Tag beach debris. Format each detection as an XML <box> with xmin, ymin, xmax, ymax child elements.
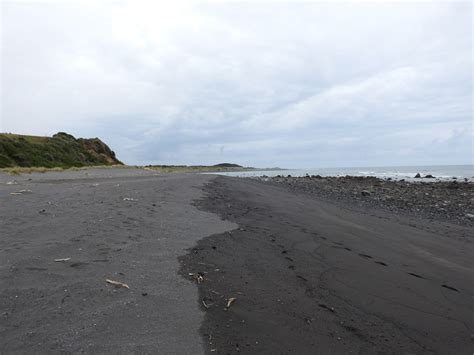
<box><xmin>123</xmin><ymin>197</ymin><xmax>137</xmax><ymax>201</ymax></box>
<box><xmin>189</xmin><ymin>272</ymin><xmax>205</xmax><ymax>283</ymax></box>
<box><xmin>54</xmin><ymin>258</ymin><xmax>71</xmax><ymax>262</ymax></box>
<box><xmin>361</xmin><ymin>190</ymin><xmax>371</xmax><ymax>196</ymax></box>
<box><xmin>226</xmin><ymin>297</ymin><xmax>237</xmax><ymax>309</ymax></box>
<box><xmin>465</xmin><ymin>213</ymin><xmax>474</xmax><ymax>219</ymax></box>
<box><xmin>6</xmin><ymin>181</ymin><xmax>18</xmax><ymax>185</ymax></box>
<box><xmin>106</xmin><ymin>279</ymin><xmax>130</xmax><ymax>289</ymax></box>
<box><xmin>202</xmin><ymin>298</ymin><xmax>212</xmax><ymax>309</ymax></box>
<box><xmin>10</xmin><ymin>189</ymin><xmax>33</xmax><ymax>195</ymax></box>
<box><xmin>39</xmin><ymin>209</ymin><xmax>46</xmax><ymax>214</ymax></box>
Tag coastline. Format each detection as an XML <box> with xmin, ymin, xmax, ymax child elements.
<box><xmin>180</xmin><ymin>175</ymin><xmax>473</xmax><ymax>354</ymax></box>
<box><xmin>212</xmin><ymin>164</ymin><xmax>474</xmax><ymax>182</ymax></box>
<box><xmin>258</xmin><ymin>175</ymin><xmax>474</xmax><ymax>228</ymax></box>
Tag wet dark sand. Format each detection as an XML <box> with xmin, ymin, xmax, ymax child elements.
<box><xmin>180</xmin><ymin>176</ymin><xmax>473</xmax><ymax>354</ymax></box>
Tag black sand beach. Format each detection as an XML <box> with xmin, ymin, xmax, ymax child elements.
<box><xmin>181</xmin><ymin>176</ymin><xmax>473</xmax><ymax>354</ymax></box>
<box><xmin>0</xmin><ymin>169</ymin><xmax>236</xmax><ymax>353</ymax></box>
<box><xmin>1</xmin><ymin>169</ymin><xmax>473</xmax><ymax>353</ymax></box>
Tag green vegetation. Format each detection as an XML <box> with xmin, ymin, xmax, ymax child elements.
<box><xmin>0</xmin><ymin>132</ymin><xmax>255</xmax><ymax>175</ymax></box>
<box><xmin>0</xmin><ymin>132</ymin><xmax>122</xmax><ymax>169</ymax></box>
<box><xmin>1</xmin><ymin>164</ymin><xmax>128</xmax><ymax>175</ymax></box>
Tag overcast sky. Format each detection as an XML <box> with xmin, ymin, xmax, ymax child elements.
<box><xmin>1</xmin><ymin>1</ymin><xmax>472</xmax><ymax>167</ymax></box>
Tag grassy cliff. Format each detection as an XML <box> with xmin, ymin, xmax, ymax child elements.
<box><xmin>0</xmin><ymin>132</ymin><xmax>122</xmax><ymax>168</ymax></box>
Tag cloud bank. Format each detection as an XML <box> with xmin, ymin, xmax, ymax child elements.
<box><xmin>1</xmin><ymin>1</ymin><xmax>472</xmax><ymax>167</ymax></box>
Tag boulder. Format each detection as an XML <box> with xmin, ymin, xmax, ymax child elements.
<box><xmin>414</xmin><ymin>173</ymin><xmax>421</xmax><ymax>178</ymax></box>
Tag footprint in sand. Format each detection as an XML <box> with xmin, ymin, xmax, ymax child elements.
<box><xmin>25</xmin><ymin>267</ymin><xmax>47</xmax><ymax>271</ymax></box>
<box><xmin>441</xmin><ymin>284</ymin><xmax>459</xmax><ymax>292</ymax></box>
<box><xmin>305</xmin><ymin>288</ymin><xmax>316</xmax><ymax>297</ymax></box>
<box><xmin>70</xmin><ymin>261</ymin><xmax>88</xmax><ymax>268</ymax></box>
<box><xmin>331</xmin><ymin>245</ymin><xmax>351</xmax><ymax>251</ymax></box>
<box><xmin>408</xmin><ymin>272</ymin><xmax>426</xmax><ymax>279</ymax></box>
<box><xmin>98</xmin><ymin>247</ymin><xmax>111</xmax><ymax>255</ymax></box>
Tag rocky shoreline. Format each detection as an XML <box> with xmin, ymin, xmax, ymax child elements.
<box><xmin>256</xmin><ymin>175</ymin><xmax>474</xmax><ymax>227</ymax></box>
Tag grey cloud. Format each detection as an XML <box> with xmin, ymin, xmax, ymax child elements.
<box><xmin>1</xmin><ymin>1</ymin><xmax>472</xmax><ymax>168</ymax></box>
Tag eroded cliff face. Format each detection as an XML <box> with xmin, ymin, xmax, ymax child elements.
<box><xmin>77</xmin><ymin>137</ymin><xmax>120</xmax><ymax>165</ymax></box>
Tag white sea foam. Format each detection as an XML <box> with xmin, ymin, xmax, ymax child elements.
<box><xmin>209</xmin><ymin>165</ymin><xmax>474</xmax><ymax>182</ymax></box>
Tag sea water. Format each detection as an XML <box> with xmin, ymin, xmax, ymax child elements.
<box><xmin>211</xmin><ymin>165</ymin><xmax>474</xmax><ymax>181</ymax></box>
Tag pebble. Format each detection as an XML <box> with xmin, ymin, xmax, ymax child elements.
<box><xmin>257</xmin><ymin>176</ymin><xmax>473</xmax><ymax>225</ymax></box>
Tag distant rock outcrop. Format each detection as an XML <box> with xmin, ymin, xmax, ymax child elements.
<box><xmin>0</xmin><ymin>132</ymin><xmax>122</xmax><ymax>168</ymax></box>
<box><xmin>213</xmin><ymin>163</ymin><xmax>242</xmax><ymax>168</ymax></box>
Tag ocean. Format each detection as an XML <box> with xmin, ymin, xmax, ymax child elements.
<box><xmin>211</xmin><ymin>165</ymin><xmax>474</xmax><ymax>182</ymax></box>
